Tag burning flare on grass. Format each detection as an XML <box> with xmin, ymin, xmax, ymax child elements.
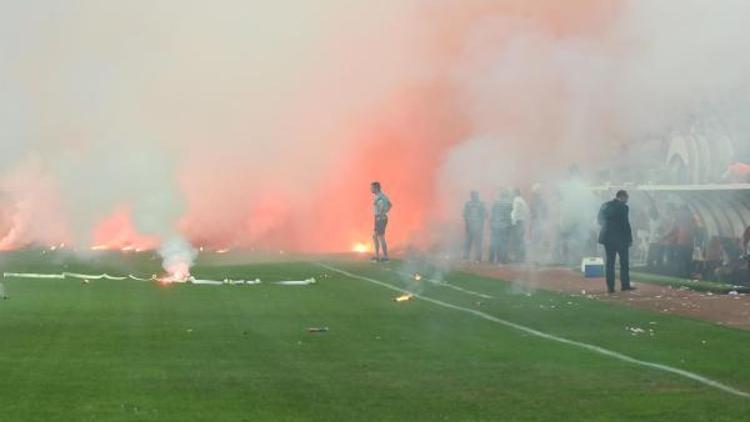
<box><xmin>158</xmin><ymin>236</ymin><xmax>198</xmax><ymax>283</ymax></box>
<box><xmin>352</xmin><ymin>242</ymin><xmax>370</xmax><ymax>254</ymax></box>
<box><xmin>395</xmin><ymin>294</ymin><xmax>414</xmax><ymax>303</ymax></box>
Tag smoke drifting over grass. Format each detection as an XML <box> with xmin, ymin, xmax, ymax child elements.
<box><xmin>1</xmin><ymin>1</ymin><xmax>750</xmax><ymax>264</ymax></box>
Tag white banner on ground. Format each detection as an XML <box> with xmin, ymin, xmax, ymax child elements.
<box><xmin>3</xmin><ymin>272</ymin><xmax>316</xmax><ymax>287</ymax></box>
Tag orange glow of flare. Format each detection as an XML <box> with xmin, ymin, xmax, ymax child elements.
<box><xmin>157</xmin><ymin>278</ymin><xmax>173</xmax><ymax>286</ymax></box>
<box><xmin>352</xmin><ymin>242</ymin><xmax>370</xmax><ymax>254</ymax></box>
<box><xmin>156</xmin><ymin>272</ymin><xmax>190</xmax><ymax>285</ymax></box>
<box><xmin>395</xmin><ymin>294</ymin><xmax>414</xmax><ymax>303</ymax></box>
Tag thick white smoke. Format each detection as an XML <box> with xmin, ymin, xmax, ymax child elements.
<box><xmin>1</xmin><ymin>1</ymin><xmax>749</xmax><ymax>264</ymax></box>
<box><xmin>436</xmin><ymin>0</ymin><xmax>750</xmax><ymax>253</ymax></box>
<box><xmin>0</xmin><ymin>1</ymin><xmax>436</xmax><ymax>264</ymax></box>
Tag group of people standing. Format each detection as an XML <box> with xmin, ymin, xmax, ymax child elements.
<box><xmin>645</xmin><ymin>204</ymin><xmax>697</xmax><ymax>278</ymax></box>
<box><xmin>646</xmin><ymin>203</ymin><xmax>750</xmax><ymax>281</ymax></box>
<box><xmin>371</xmin><ymin>180</ymin><xmax>664</xmax><ymax>293</ymax></box>
<box><xmin>463</xmin><ymin>187</ymin><xmax>635</xmax><ymax>294</ymax></box>
<box><xmin>463</xmin><ymin>189</ymin><xmax>530</xmax><ymax>264</ymax></box>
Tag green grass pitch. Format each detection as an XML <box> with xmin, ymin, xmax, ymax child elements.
<box><xmin>1</xmin><ymin>250</ymin><xmax>750</xmax><ymax>421</ymax></box>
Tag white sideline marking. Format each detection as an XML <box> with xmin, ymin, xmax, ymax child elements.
<box><xmin>318</xmin><ymin>263</ymin><xmax>750</xmax><ymax>399</ymax></box>
<box><xmin>385</xmin><ymin>268</ymin><xmax>493</xmax><ymax>299</ymax></box>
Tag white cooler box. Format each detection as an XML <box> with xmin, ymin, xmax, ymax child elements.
<box><xmin>581</xmin><ymin>257</ymin><xmax>605</xmax><ymax>278</ymax></box>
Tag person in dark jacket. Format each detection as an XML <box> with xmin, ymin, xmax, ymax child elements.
<box><xmin>597</xmin><ymin>190</ymin><xmax>634</xmax><ymax>293</ymax></box>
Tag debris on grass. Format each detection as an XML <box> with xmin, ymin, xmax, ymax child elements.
<box><xmin>395</xmin><ymin>294</ymin><xmax>414</xmax><ymax>303</ymax></box>
<box><xmin>307</xmin><ymin>327</ymin><xmax>329</xmax><ymax>333</ymax></box>
<box><xmin>626</xmin><ymin>326</ymin><xmax>646</xmax><ymax>336</ymax></box>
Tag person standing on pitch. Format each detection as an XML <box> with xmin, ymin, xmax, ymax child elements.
<box><xmin>371</xmin><ymin>181</ymin><xmax>392</xmax><ymax>263</ymax></box>
<box><xmin>510</xmin><ymin>188</ymin><xmax>530</xmax><ymax>263</ymax></box>
<box><xmin>597</xmin><ymin>190</ymin><xmax>634</xmax><ymax>293</ymax></box>
<box><xmin>489</xmin><ymin>189</ymin><xmax>513</xmax><ymax>264</ymax></box>
<box><xmin>0</xmin><ymin>281</ymin><xmax>7</xmax><ymax>300</ymax></box>
<box><xmin>463</xmin><ymin>191</ymin><xmax>487</xmax><ymax>262</ymax></box>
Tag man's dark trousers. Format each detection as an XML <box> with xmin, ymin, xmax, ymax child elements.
<box><xmin>604</xmin><ymin>242</ymin><xmax>631</xmax><ymax>292</ymax></box>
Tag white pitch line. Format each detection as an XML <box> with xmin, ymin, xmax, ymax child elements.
<box><xmin>317</xmin><ymin>263</ymin><xmax>750</xmax><ymax>400</ymax></box>
<box><xmin>385</xmin><ymin>268</ymin><xmax>493</xmax><ymax>299</ymax></box>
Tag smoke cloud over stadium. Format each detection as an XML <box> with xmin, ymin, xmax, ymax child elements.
<box><xmin>1</xmin><ymin>0</ymin><xmax>750</xmax><ymax>261</ymax></box>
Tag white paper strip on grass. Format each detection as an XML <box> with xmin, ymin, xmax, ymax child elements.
<box><xmin>63</xmin><ymin>272</ymin><xmax>105</xmax><ymax>280</ymax></box>
<box><xmin>190</xmin><ymin>279</ymin><xmax>224</xmax><ymax>285</ymax></box>
<box><xmin>318</xmin><ymin>263</ymin><xmax>750</xmax><ymax>400</ymax></box>
<box><xmin>222</xmin><ymin>279</ymin><xmax>262</xmax><ymax>285</ymax></box>
<box><xmin>5</xmin><ymin>272</ymin><xmax>147</xmax><ymax>281</ymax></box>
<box><xmin>3</xmin><ymin>272</ymin><xmax>65</xmax><ymax>279</ymax></box>
<box><xmin>274</xmin><ymin>278</ymin><xmax>316</xmax><ymax>286</ymax></box>
<box><xmin>3</xmin><ymin>272</ymin><xmax>312</xmax><ymax>287</ymax></box>
<box><xmin>63</xmin><ymin>272</ymin><xmax>100</xmax><ymax>279</ymax></box>
<box><xmin>63</xmin><ymin>273</ymin><xmax>127</xmax><ymax>281</ymax></box>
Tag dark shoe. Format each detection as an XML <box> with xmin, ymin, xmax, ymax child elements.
<box><xmin>607</xmin><ymin>289</ymin><xmax>616</xmax><ymax>294</ymax></box>
<box><xmin>621</xmin><ymin>286</ymin><xmax>637</xmax><ymax>292</ymax></box>
<box><xmin>380</xmin><ymin>257</ymin><xmax>390</xmax><ymax>263</ymax></box>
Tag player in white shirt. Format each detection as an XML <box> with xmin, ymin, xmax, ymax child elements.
<box><xmin>511</xmin><ymin>188</ymin><xmax>530</xmax><ymax>263</ymax></box>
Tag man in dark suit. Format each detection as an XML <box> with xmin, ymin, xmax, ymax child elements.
<box><xmin>597</xmin><ymin>190</ymin><xmax>634</xmax><ymax>293</ymax></box>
